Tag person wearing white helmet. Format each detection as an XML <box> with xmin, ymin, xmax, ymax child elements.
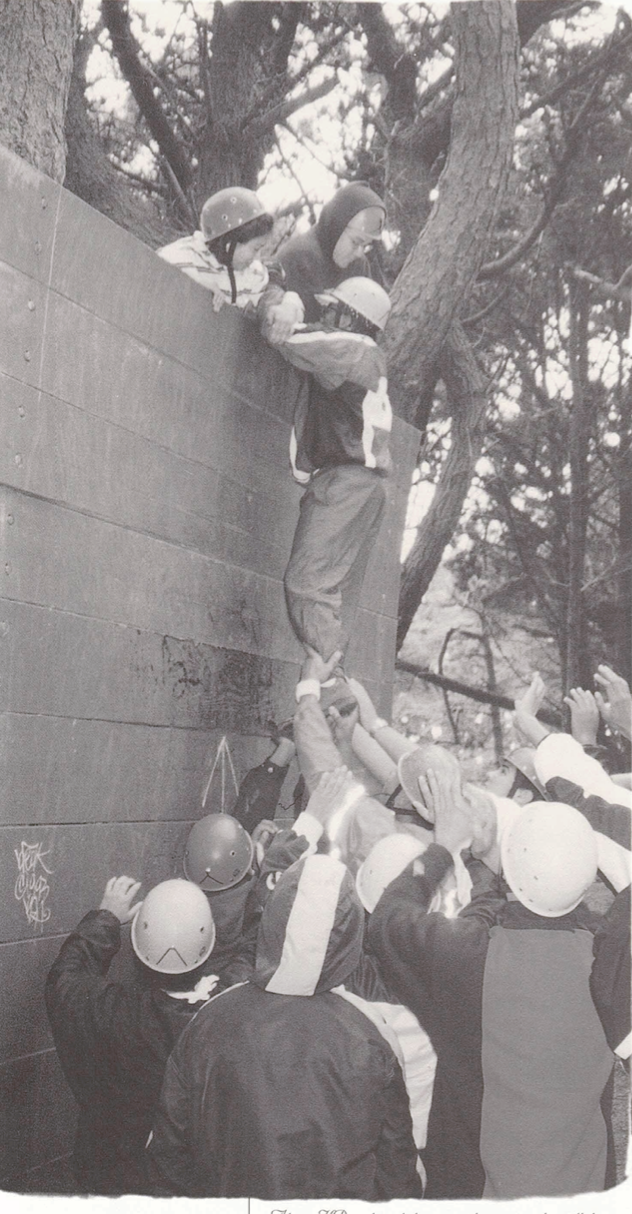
<box><xmin>45</xmin><ymin>875</ymin><xmax>216</xmax><ymax>1195</ymax></box>
<box><xmin>368</xmin><ymin>762</ymin><xmax>622</xmax><ymax>1201</ymax></box>
<box><xmin>268</xmin><ymin>270</ymin><xmax>393</xmax><ymax>660</ymax></box>
<box><xmin>157</xmin><ymin>186</ymin><xmax>304</xmax><ymax>327</ymax></box>
<box><xmin>148</xmin><ymin>849</ymin><xmax>421</xmax><ymax>1200</ymax></box>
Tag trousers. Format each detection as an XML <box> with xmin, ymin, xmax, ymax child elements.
<box><xmin>284</xmin><ymin>464</ymin><xmax>387</xmax><ymax>660</ymax></box>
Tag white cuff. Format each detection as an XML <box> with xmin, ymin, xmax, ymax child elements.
<box><xmin>369</xmin><ymin>717</ymin><xmax>389</xmax><ymax>736</ymax></box>
<box><xmin>295</xmin><ymin>678</ymin><xmax>321</xmax><ymax>702</ymax></box>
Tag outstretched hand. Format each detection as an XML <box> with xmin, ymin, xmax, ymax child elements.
<box><xmin>514</xmin><ymin>672</ymin><xmax>546</xmax><ymax>719</ymax></box>
<box><xmin>99</xmin><ymin>876</ymin><xmax>143</xmax><ymax>923</ymax></box>
<box><xmin>563</xmin><ymin>686</ymin><xmax>600</xmax><ymax>746</ymax></box>
<box><xmin>306</xmin><ymin>766</ymin><xmax>362</xmax><ymax>828</ymax></box>
<box><xmin>301</xmin><ymin>647</ymin><xmax>343</xmax><ymax>685</ymax></box>
<box><xmin>419</xmin><ymin>767</ymin><xmax>472</xmax><ymax>855</ymax></box>
<box><xmin>344</xmin><ymin>677</ymin><xmax>378</xmax><ymax>732</ymax></box>
<box><xmin>594</xmin><ymin>665</ymin><xmax>632</xmax><ymax>740</ymax></box>
<box><xmin>514</xmin><ymin>672</ymin><xmax>549</xmax><ymax>745</ymax></box>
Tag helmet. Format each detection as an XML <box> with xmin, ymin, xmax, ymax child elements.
<box><xmin>131</xmin><ymin>879</ymin><xmax>215</xmax><ymax>974</ymax></box>
<box><xmin>315</xmin><ymin>277</ymin><xmax>391</xmax><ymax>331</ymax></box>
<box><xmin>200</xmin><ymin>188</ymin><xmax>267</xmax><ymax>242</ymax></box>
<box><xmin>183</xmin><ymin>813</ymin><xmax>254</xmax><ymax>891</ymax></box>
<box><xmin>356</xmin><ymin>833</ymin><xmax>427</xmax><ymax>912</ymax></box>
<box><xmin>501</xmin><ymin>801</ymin><xmax>597</xmax><ymax>917</ymax></box>
<box><xmin>506</xmin><ymin>747</ymin><xmax>548</xmax><ymax>798</ymax></box>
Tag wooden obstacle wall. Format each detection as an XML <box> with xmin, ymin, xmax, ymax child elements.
<box><xmin>0</xmin><ymin>144</ymin><xmax>419</xmax><ymax>1191</ymax></box>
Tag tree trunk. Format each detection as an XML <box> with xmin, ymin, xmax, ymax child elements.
<box><xmin>565</xmin><ymin>279</ymin><xmax>592</xmax><ymax>692</ymax></box>
<box><xmin>384</xmin><ymin>0</ymin><xmax>519</xmax><ymax>428</ymax></box>
<box><xmin>397</xmin><ymin>321</ymin><xmax>488</xmax><ymax>649</ymax></box>
<box><xmin>64</xmin><ymin>30</ymin><xmax>175</xmax><ymax>247</ymax></box>
<box><xmin>615</xmin><ymin>384</ymin><xmax>632</xmax><ymax>682</ymax></box>
<box><xmin>0</xmin><ymin>0</ymin><xmax>80</xmax><ymax>182</ymax></box>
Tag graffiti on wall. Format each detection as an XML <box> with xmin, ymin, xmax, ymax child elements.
<box><xmin>14</xmin><ymin>841</ymin><xmax>53</xmax><ymax>930</ymax></box>
<box><xmin>201</xmin><ymin>735</ymin><xmax>239</xmax><ymax>813</ymax></box>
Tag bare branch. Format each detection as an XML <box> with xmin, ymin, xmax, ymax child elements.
<box><xmin>521</xmin><ymin>28</ymin><xmax>632</xmax><ymax>119</ymax></box>
<box><xmin>395</xmin><ymin>658</ymin><xmax>561</xmax><ymax>725</ymax></box>
<box><xmin>566</xmin><ymin>264</ymin><xmax>632</xmax><ymax>305</ymax></box>
<box><xmin>479</xmin><ymin>69</ymin><xmax>605</xmax><ymax>281</ymax></box>
<box><xmin>245</xmin><ymin>75</ymin><xmax>338</xmax><ymax>136</ymax></box>
<box><xmin>101</xmin><ymin>0</ymin><xmax>192</xmax><ymax>190</ymax></box>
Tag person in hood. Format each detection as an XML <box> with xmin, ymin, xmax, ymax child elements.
<box><xmin>262</xmin><ymin>180</ymin><xmax>386</xmax><ymax>342</ymax></box>
<box><xmin>146</xmin><ymin>852</ymin><xmax>421</xmax><ymax>1200</ymax></box>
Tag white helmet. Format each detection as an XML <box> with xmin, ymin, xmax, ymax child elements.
<box><xmin>315</xmin><ymin>277</ymin><xmax>391</xmax><ymax>331</ymax></box>
<box><xmin>356</xmin><ymin>833</ymin><xmax>427</xmax><ymax>912</ymax></box>
<box><xmin>131</xmin><ymin>879</ymin><xmax>216</xmax><ymax>974</ymax></box>
<box><xmin>501</xmin><ymin>802</ymin><xmax>597</xmax><ymax>917</ymax></box>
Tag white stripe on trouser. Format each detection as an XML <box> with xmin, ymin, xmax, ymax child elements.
<box><xmin>265</xmin><ymin>855</ymin><xmax>346</xmax><ymax>995</ymax></box>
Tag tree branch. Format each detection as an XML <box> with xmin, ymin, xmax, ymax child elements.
<box><xmin>520</xmin><ymin>27</ymin><xmax>632</xmax><ymax>120</ymax></box>
<box><xmin>101</xmin><ymin>0</ymin><xmax>192</xmax><ymax>190</ymax></box>
<box><xmin>566</xmin><ymin>264</ymin><xmax>632</xmax><ymax>305</ymax></box>
<box><xmin>395</xmin><ymin>658</ymin><xmax>561</xmax><ymax>725</ymax></box>
<box><xmin>478</xmin><ymin>67</ymin><xmax>605</xmax><ymax>281</ymax></box>
<box><xmin>245</xmin><ymin>74</ymin><xmax>337</xmax><ymax>136</ymax></box>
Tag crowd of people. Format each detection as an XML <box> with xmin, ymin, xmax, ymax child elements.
<box><xmin>45</xmin><ymin>184</ymin><xmax>631</xmax><ymax>1200</ymax></box>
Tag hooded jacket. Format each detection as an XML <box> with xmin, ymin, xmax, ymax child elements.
<box><xmin>267</xmin><ymin>182</ymin><xmax>386</xmax><ymax>323</ymax></box>
<box><xmin>147</xmin><ymin>853</ymin><xmax>421</xmax><ymax>1200</ymax></box>
<box><xmin>45</xmin><ymin>909</ymin><xmax>213</xmax><ymax>1195</ymax></box>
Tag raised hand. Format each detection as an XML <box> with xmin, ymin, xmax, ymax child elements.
<box><xmin>344</xmin><ymin>677</ymin><xmax>378</xmax><ymax>732</ymax></box>
<box><xmin>99</xmin><ymin>876</ymin><xmax>143</xmax><ymax>923</ymax></box>
<box><xmin>300</xmin><ymin>646</ymin><xmax>343</xmax><ymax>685</ymax></box>
<box><xmin>419</xmin><ymin>767</ymin><xmax>472</xmax><ymax>855</ymax></box>
<box><xmin>594</xmin><ymin>665</ymin><xmax>632</xmax><ymax>740</ymax></box>
<box><xmin>306</xmin><ymin>766</ymin><xmax>362</xmax><ymax>828</ymax></box>
<box><xmin>563</xmin><ymin>687</ymin><xmax>600</xmax><ymax>746</ymax></box>
<box><xmin>514</xmin><ymin>672</ymin><xmax>546</xmax><ymax>719</ymax></box>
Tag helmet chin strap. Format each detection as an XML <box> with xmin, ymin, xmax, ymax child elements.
<box><xmin>226</xmin><ymin>236</ymin><xmax>238</xmax><ymax>304</ymax></box>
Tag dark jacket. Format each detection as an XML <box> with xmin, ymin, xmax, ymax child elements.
<box><xmin>278</xmin><ymin>326</ymin><xmax>391</xmax><ymax>482</ymax></box>
<box><xmin>533</xmin><ymin>735</ymin><xmax>631</xmax><ymax>1057</ymax></box>
<box><xmin>268</xmin><ymin>182</ymin><xmax>385</xmax><ymax>322</ymax></box>
<box><xmin>45</xmin><ymin>909</ymin><xmax>211</xmax><ymax>1194</ymax></box>
<box><xmin>368</xmin><ymin>845</ymin><xmax>614</xmax><ymax>1200</ymax></box>
<box><xmin>147</xmin><ymin>853</ymin><xmax>421</xmax><ymax>1200</ymax></box>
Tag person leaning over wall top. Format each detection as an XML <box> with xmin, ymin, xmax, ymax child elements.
<box><xmin>157</xmin><ymin>185</ymin><xmax>304</xmax><ymax>328</ymax></box>
<box><xmin>45</xmin><ymin>876</ymin><xmax>217</xmax><ymax>1195</ymax></box>
<box><xmin>261</xmin><ymin>180</ymin><xmax>386</xmax><ymax>343</ymax></box>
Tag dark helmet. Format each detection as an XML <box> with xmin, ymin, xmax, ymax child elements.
<box><xmin>184</xmin><ymin>813</ymin><xmax>254</xmax><ymax>892</ymax></box>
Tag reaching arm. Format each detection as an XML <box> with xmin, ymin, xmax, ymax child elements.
<box><xmin>534</xmin><ymin>732</ymin><xmax>632</xmax><ymax>812</ymax></box>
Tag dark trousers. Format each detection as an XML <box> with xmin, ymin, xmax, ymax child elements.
<box><xmin>284</xmin><ymin>464</ymin><xmax>386</xmax><ymax>659</ymax></box>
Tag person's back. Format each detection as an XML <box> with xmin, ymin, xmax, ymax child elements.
<box><xmin>45</xmin><ymin>877</ymin><xmax>217</xmax><ymax>1195</ymax></box>
<box><xmin>369</xmin><ymin>800</ymin><xmax>616</xmax><ymax>1199</ymax></box>
<box><xmin>148</xmin><ymin>853</ymin><xmax>421</xmax><ymax>1200</ymax></box>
